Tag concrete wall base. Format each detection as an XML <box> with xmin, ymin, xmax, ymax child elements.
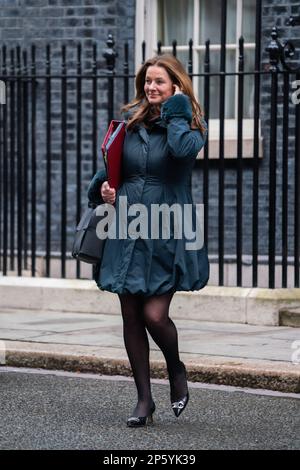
<box><xmin>1</xmin><ymin>276</ymin><xmax>300</xmax><ymax>325</ymax></box>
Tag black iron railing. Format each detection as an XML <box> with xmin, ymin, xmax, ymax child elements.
<box><xmin>0</xmin><ymin>4</ymin><xmax>300</xmax><ymax>288</ymax></box>
<box><xmin>0</xmin><ymin>35</ymin><xmax>135</xmax><ymax>280</ymax></box>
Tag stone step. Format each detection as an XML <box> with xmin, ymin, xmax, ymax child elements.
<box><xmin>1</xmin><ymin>276</ymin><xmax>300</xmax><ymax>326</ymax></box>
<box><xmin>279</xmin><ymin>306</ymin><xmax>300</xmax><ymax>327</ymax></box>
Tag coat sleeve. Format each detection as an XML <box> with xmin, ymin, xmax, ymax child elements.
<box><xmin>161</xmin><ymin>94</ymin><xmax>207</xmax><ymax>159</ymax></box>
<box><xmin>87</xmin><ymin>168</ymin><xmax>107</xmax><ymax>206</ymax></box>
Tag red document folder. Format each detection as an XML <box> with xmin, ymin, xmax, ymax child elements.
<box><xmin>101</xmin><ymin>120</ymin><xmax>126</xmax><ymax>191</ymax></box>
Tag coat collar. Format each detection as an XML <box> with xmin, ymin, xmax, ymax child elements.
<box><xmin>135</xmin><ymin>118</ymin><xmax>167</xmax><ymax>144</ymax></box>
<box><xmin>123</xmin><ymin>107</ymin><xmax>167</xmax><ymax>144</ymax></box>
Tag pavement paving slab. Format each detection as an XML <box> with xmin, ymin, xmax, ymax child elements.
<box><xmin>0</xmin><ymin>308</ymin><xmax>300</xmax><ymax>393</ymax></box>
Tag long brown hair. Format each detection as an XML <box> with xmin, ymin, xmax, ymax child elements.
<box><xmin>121</xmin><ymin>54</ymin><xmax>206</xmax><ymax>134</ymax></box>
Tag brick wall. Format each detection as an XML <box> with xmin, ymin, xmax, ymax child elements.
<box><xmin>259</xmin><ymin>0</ymin><xmax>299</xmax><ymax>259</ymax></box>
<box><xmin>0</xmin><ymin>0</ymin><xmax>135</xmax><ymax>52</ymax></box>
<box><xmin>0</xmin><ymin>0</ymin><xmax>136</xmax><ymax>257</ymax></box>
<box><xmin>192</xmin><ymin>0</ymin><xmax>300</xmax><ymax>265</ymax></box>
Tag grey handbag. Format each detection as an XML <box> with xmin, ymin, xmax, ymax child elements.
<box><xmin>72</xmin><ymin>203</ymin><xmax>106</xmax><ymax>264</ymax></box>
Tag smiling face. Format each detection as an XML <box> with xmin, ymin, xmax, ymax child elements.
<box><xmin>144</xmin><ymin>65</ymin><xmax>174</xmax><ymax>105</ymax></box>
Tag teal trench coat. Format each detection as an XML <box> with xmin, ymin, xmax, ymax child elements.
<box><xmin>87</xmin><ymin>94</ymin><xmax>209</xmax><ymax>296</ymax></box>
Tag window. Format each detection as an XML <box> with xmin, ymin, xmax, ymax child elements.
<box><xmin>135</xmin><ymin>0</ymin><xmax>262</xmax><ymax>158</ymax></box>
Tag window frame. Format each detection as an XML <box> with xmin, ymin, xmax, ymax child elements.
<box><xmin>135</xmin><ymin>0</ymin><xmax>262</xmax><ymax>159</ymax></box>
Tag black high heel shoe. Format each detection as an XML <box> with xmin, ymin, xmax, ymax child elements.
<box><xmin>126</xmin><ymin>402</ymin><xmax>156</xmax><ymax>427</ymax></box>
<box><xmin>171</xmin><ymin>392</ymin><xmax>189</xmax><ymax>417</ymax></box>
<box><xmin>170</xmin><ymin>362</ymin><xmax>189</xmax><ymax>418</ymax></box>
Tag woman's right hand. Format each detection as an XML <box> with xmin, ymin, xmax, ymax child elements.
<box><xmin>100</xmin><ymin>181</ymin><xmax>116</xmax><ymax>204</ymax></box>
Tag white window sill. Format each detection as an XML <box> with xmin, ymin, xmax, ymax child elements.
<box><xmin>197</xmin><ymin>119</ymin><xmax>263</xmax><ymax>159</ymax></box>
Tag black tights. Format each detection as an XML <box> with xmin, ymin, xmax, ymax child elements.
<box><xmin>118</xmin><ymin>291</ymin><xmax>187</xmax><ymax>417</ymax></box>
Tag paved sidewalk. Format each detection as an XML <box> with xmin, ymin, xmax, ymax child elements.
<box><xmin>0</xmin><ymin>308</ymin><xmax>299</xmax><ymax>393</ymax></box>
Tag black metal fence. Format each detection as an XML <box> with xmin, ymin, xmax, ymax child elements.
<box><xmin>0</xmin><ymin>35</ymin><xmax>136</xmax><ymax>281</ymax></box>
<box><xmin>0</xmin><ymin>17</ymin><xmax>300</xmax><ymax>288</ymax></box>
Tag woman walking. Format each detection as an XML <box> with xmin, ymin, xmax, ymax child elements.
<box><xmin>87</xmin><ymin>54</ymin><xmax>209</xmax><ymax>427</ymax></box>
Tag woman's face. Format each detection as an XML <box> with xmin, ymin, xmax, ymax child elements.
<box><xmin>144</xmin><ymin>65</ymin><xmax>174</xmax><ymax>105</ymax></box>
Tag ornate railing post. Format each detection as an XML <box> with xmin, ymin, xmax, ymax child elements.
<box><xmin>103</xmin><ymin>34</ymin><xmax>118</xmax><ymax>124</ymax></box>
<box><xmin>287</xmin><ymin>16</ymin><xmax>300</xmax><ymax>27</ymax></box>
<box><xmin>265</xmin><ymin>21</ymin><xmax>300</xmax><ymax>287</ymax></box>
<box><xmin>266</xmin><ymin>25</ymin><xmax>300</xmax><ymax>73</ymax></box>
<box><xmin>265</xmin><ymin>27</ymin><xmax>282</xmax><ymax>71</ymax></box>
<box><xmin>265</xmin><ymin>27</ymin><xmax>280</xmax><ymax>287</ymax></box>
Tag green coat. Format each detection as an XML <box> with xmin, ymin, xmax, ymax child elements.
<box><xmin>87</xmin><ymin>94</ymin><xmax>209</xmax><ymax>296</ymax></box>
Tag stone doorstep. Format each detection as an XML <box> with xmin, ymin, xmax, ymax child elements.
<box><xmin>1</xmin><ymin>277</ymin><xmax>300</xmax><ymax>326</ymax></box>
<box><xmin>279</xmin><ymin>307</ymin><xmax>300</xmax><ymax>328</ymax></box>
<box><xmin>3</xmin><ymin>341</ymin><xmax>300</xmax><ymax>394</ymax></box>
